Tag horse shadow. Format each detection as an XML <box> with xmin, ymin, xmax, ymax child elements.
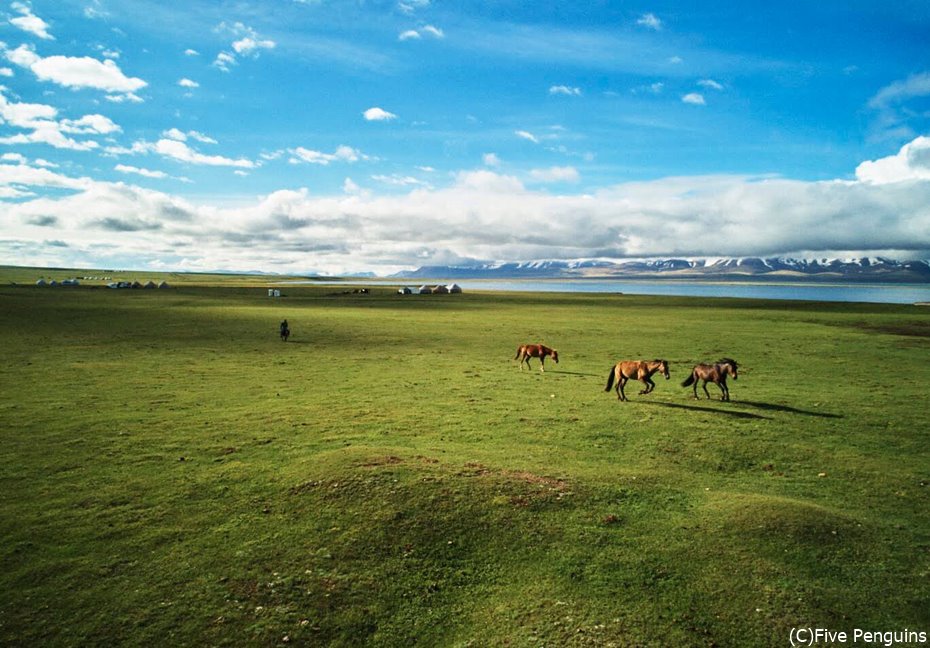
<box><xmin>552</xmin><ymin>370</ymin><xmax>602</xmax><ymax>378</ymax></box>
<box><xmin>738</xmin><ymin>400</ymin><xmax>843</xmax><ymax>419</ymax></box>
<box><xmin>640</xmin><ymin>401</ymin><xmax>771</xmax><ymax>420</ymax></box>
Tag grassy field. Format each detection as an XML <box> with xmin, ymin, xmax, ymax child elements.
<box><xmin>1</xmin><ymin>271</ymin><xmax>928</xmax><ymax>646</ymax></box>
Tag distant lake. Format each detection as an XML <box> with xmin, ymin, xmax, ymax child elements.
<box><xmin>452</xmin><ymin>280</ymin><xmax>930</xmax><ymax>304</ymax></box>
<box><xmin>300</xmin><ymin>278</ymin><xmax>930</xmax><ymax>304</ymax></box>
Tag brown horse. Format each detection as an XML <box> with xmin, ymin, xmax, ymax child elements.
<box><xmin>514</xmin><ymin>344</ymin><xmax>559</xmax><ymax>372</ymax></box>
<box><xmin>605</xmin><ymin>359</ymin><xmax>670</xmax><ymax>401</ymax></box>
<box><xmin>682</xmin><ymin>358</ymin><xmax>738</xmax><ymax>401</ymax></box>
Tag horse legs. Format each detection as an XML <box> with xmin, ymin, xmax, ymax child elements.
<box><xmin>617</xmin><ymin>376</ymin><xmax>628</xmax><ymax>401</ymax></box>
<box><xmin>718</xmin><ymin>379</ymin><xmax>729</xmax><ymax>401</ymax></box>
<box><xmin>640</xmin><ymin>377</ymin><xmax>655</xmax><ymax>395</ymax></box>
<box><xmin>701</xmin><ymin>380</ymin><xmax>711</xmax><ymax>400</ymax></box>
<box><xmin>539</xmin><ymin>357</ymin><xmax>545</xmax><ymax>372</ymax></box>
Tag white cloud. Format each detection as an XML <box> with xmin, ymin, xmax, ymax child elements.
<box><xmin>290</xmin><ymin>145</ymin><xmax>367</xmax><ymax>165</ymax></box>
<box><xmin>698</xmin><ymin>79</ymin><xmax>724</xmax><ymax>91</ymax></box>
<box><xmin>867</xmin><ymin>71</ymin><xmax>930</xmax><ymax>141</ymax></box>
<box><xmin>515</xmin><ymin>130</ymin><xmax>540</xmax><ymax>144</ymax></box>
<box><xmin>637</xmin><ymin>13</ymin><xmax>662</xmax><ymax>30</ymax></box>
<box><xmin>0</xmin><ymin>67</ymin><xmax>12</xmax><ymax>77</ymax></box>
<box><xmin>549</xmin><ymin>85</ymin><xmax>581</xmax><ymax>96</ymax></box>
<box><xmin>212</xmin><ymin>22</ymin><xmax>275</xmax><ymax>72</ymax></box>
<box><xmin>0</xmin><ymin>88</ymin><xmax>114</xmax><ymax>149</ymax></box>
<box><xmin>9</xmin><ymin>2</ymin><xmax>54</xmax><ymax>40</ymax></box>
<box><xmin>5</xmin><ymin>138</ymin><xmax>930</xmax><ymax>275</ymax></box>
<box><xmin>232</xmin><ymin>36</ymin><xmax>276</xmax><ymax>55</ymax></box>
<box><xmin>178</xmin><ymin>78</ymin><xmax>199</xmax><ymax>88</ymax></box>
<box><xmin>59</xmin><ymin>114</ymin><xmax>120</xmax><ymax>134</ymax></box>
<box><xmin>154</xmin><ymin>139</ymin><xmax>254</xmax><ymax>168</ymax></box>
<box><xmin>363</xmin><ymin>107</ymin><xmax>397</xmax><ymax>121</ymax></box>
<box><xmin>855</xmin><ymin>136</ymin><xmax>930</xmax><ymax>184</ymax></box>
<box><xmin>399</xmin><ymin>25</ymin><xmax>443</xmax><ymax>41</ymax></box>
<box><xmin>115</xmin><ymin>164</ymin><xmax>168</xmax><ymax>179</ymax></box>
<box><xmin>162</xmin><ymin>128</ymin><xmax>217</xmax><ymax>144</ymax></box>
<box><xmin>483</xmin><ymin>153</ymin><xmax>501</xmax><ymax>167</ymax></box>
<box><xmin>184</xmin><ymin>48</ymin><xmax>200</xmax><ymax>56</ymax></box>
<box><xmin>399</xmin><ymin>0</ymin><xmax>430</xmax><ymax>14</ymax></box>
<box><xmin>529</xmin><ymin>166</ymin><xmax>580</xmax><ymax>183</ymax></box>
<box><xmin>4</xmin><ymin>44</ymin><xmax>146</xmax><ymax>97</ymax></box>
<box><xmin>682</xmin><ymin>92</ymin><xmax>705</xmax><ymax>105</ymax></box>
<box><xmin>104</xmin><ymin>92</ymin><xmax>143</xmax><ymax>104</ymax></box>
<box><xmin>869</xmin><ymin>71</ymin><xmax>930</xmax><ymax>109</ymax></box>
<box><xmin>212</xmin><ymin>52</ymin><xmax>236</xmax><ymax>72</ymax></box>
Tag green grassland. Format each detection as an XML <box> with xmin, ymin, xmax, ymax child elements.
<box><xmin>1</xmin><ymin>273</ymin><xmax>928</xmax><ymax>646</ymax></box>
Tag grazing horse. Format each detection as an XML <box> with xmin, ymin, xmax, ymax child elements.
<box><xmin>280</xmin><ymin>319</ymin><xmax>290</xmax><ymax>342</ymax></box>
<box><xmin>515</xmin><ymin>344</ymin><xmax>559</xmax><ymax>372</ymax></box>
<box><xmin>605</xmin><ymin>359</ymin><xmax>670</xmax><ymax>401</ymax></box>
<box><xmin>682</xmin><ymin>358</ymin><xmax>738</xmax><ymax>401</ymax></box>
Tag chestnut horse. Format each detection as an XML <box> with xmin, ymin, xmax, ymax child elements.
<box><xmin>605</xmin><ymin>359</ymin><xmax>670</xmax><ymax>401</ymax></box>
<box><xmin>682</xmin><ymin>358</ymin><xmax>738</xmax><ymax>401</ymax></box>
<box><xmin>515</xmin><ymin>344</ymin><xmax>559</xmax><ymax>372</ymax></box>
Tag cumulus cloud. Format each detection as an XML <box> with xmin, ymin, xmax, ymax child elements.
<box><xmin>154</xmin><ymin>139</ymin><xmax>255</xmax><ymax>168</ymax></box>
<box><xmin>363</xmin><ymin>107</ymin><xmax>397</xmax><ymax>121</ymax></box>
<box><xmin>0</xmin><ymin>87</ymin><xmax>117</xmax><ymax>149</ymax></box>
<box><xmin>178</xmin><ymin>78</ymin><xmax>199</xmax><ymax>88</ymax></box>
<box><xmin>483</xmin><ymin>153</ymin><xmax>501</xmax><ymax>167</ymax></box>
<box><xmin>232</xmin><ymin>36</ymin><xmax>276</xmax><ymax>55</ymax></box>
<box><xmin>549</xmin><ymin>85</ymin><xmax>581</xmax><ymax>96</ymax></box>
<box><xmin>114</xmin><ymin>164</ymin><xmax>168</xmax><ymax>179</ymax></box>
<box><xmin>212</xmin><ymin>22</ymin><xmax>275</xmax><ymax>72</ymax></box>
<box><xmin>289</xmin><ymin>145</ymin><xmax>367</xmax><ymax>165</ymax></box>
<box><xmin>637</xmin><ymin>13</ymin><xmax>662</xmax><ymax>30</ymax></box>
<box><xmin>4</xmin><ymin>137</ymin><xmax>930</xmax><ymax>274</ymax></box>
<box><xmin>682</xmin><ymin>92</ymin><xmax>705</xmax><ymax>105</ymax></box>
<box><xmin>855</xmin><ymin>136</ymin><xmax>930</xmax><ymax>184</ymax></box>
<box><xmin>9</xmin><ymin>1</ymin><xmax>53</xmax><ymax>40</ymax></box>
<box><xmin>4</xmin><ymin>44</ymin><xmax>146</xmax><ymax>98</ymax></box>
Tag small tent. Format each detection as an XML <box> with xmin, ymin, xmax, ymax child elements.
<box><xmin>418</xmin><ymin>285</ymin><xmax>432</xmax><ymax>294</ymax></box>
<box><xmin>433</xmin><ymin>284</ymin><xmax>449</xmax><ymax>294</ymax></box>
<box><xmin>447</xmin><ymin>283</ymin><xmax>462</xmax><ymax>293</ymax></box>
<box><xmin>397</xmin><ymin>286</ymin><xmax>412</xmax><ymax>294</ymax></box>
<box><xmin>158</xmin><ymin>281</ymin><xmax>170</xmax><ymax>289</ymax></box>
<box><xmin>35</xmin><ymin>279</ymin><xmax>46</xmax><ymax>286</ymax></box>
<box><xmin>143</xmin><ymin>281</ymin><xmax>157</xmax><ymax>289</ymax></box>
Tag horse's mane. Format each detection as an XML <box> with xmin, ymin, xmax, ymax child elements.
<box><xmin>718</xmin><ymin>358</ymin><xmax>738</xmax><ymax>368</ymax></box>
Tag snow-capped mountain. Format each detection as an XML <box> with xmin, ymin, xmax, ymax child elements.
<box><xmin>391</xmin><ymin>257</ymin><xmax>930</xmax><ymax>282</ymax></box>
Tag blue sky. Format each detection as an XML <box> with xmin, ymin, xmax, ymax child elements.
<box><xmin>1</xmin><ymin>0</ymin><xmax>929</xmax><ymax>274</ymax></box>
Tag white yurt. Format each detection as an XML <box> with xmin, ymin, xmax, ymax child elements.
<box><xmin>418</xmin><ymin>285</ymin><xmax>432</xmax><ymax>294</ymax></box>
<box><xmin>448</xmin><ymin>283</ymin><xmax>462</xmax><ymax>293</ymax></box>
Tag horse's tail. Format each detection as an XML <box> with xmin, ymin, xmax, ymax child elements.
<box><xmin>681</xmin><ymin>373</ymin><xmax>695</xmax><ymax>387</ymax></box>
<box><xmin>605</xmin><ymin>367</ymin><xmax>616</xmax><ymax>392</ymax></box>
<box><xmin>514</xmin><ymin>346</ymin><xmax>523</xmax><ymax>360</ymax></box>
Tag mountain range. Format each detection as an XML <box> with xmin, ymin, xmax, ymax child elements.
<box><xmin>391</xmin><ymin>257</ymin><xmax>930</xmax><ymax>282</ymax></box>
